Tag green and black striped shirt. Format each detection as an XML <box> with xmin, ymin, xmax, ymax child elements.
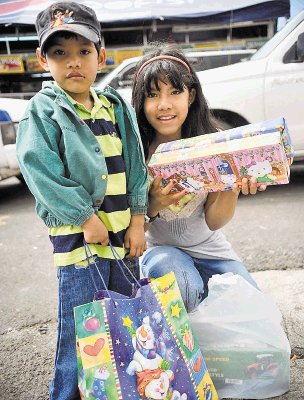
<box><xmin>49</xmin><ymin>87</ymin><xmax>131</xmax><ymax>267</ymax></box>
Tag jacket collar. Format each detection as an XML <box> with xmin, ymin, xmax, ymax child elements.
<box><xmin>41</xmin><ymin>80</ymin><xmax>124</xmax><ymax>107</ymax></box>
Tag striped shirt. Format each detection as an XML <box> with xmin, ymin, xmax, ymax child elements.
<box><xmin>49</xmin><ymin>87</ymin><xmax>131</xmax><ymax>266</ymax></box>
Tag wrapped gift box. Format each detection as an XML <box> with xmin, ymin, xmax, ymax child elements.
<box><xmin>202</xmin><ymin>348</ymin><xmax>290</xmax><ymax>399</ymax></box>
<box><xmin>148</xmin><ymin>118</ymin><xmax>292</xmax><ymax>193</ymax></box>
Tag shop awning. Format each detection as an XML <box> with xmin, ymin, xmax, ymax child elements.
<box><xmin>0</xmin><ymin>0</ymin><xmax>290</xmax><ymax>25</ymax></box>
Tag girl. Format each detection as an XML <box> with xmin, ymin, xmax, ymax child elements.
<box><xmin>132</xmin><ymin>44</ymin><xmax>264</xmax><ymax>312</ymax></box>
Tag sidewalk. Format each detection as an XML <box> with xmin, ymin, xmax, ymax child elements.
<box><xmin>252</xmin><ymin>269</ymin><xmax>304</xmax><ymax>400</ymax></box>
<box><xmin>1</xmin><ymin>269</ymin><xmax>303</xmax><ymax>400</ymax></box>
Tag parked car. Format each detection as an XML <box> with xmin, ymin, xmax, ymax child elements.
<box><xmin>196</xmin><ymin>11</ymin><xmax>304</xmax><ymax>161</ymax></box>
<box><xmin>94</xmin><ymin>49</ymin><xmax>256</xmax><ymax>94</ymax></box>
<box><xmin>0</xmin><ymin>97</ymin><xmax>28</xmax><ymax>181</ymax></box>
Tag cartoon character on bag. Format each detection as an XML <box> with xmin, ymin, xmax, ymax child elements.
<box><xmin>150</xmin><ymin>312</ymin><xmax>174</xmax><ymax>361</ymax></box>
<box><xmin>203</xmin><ymin>383</ymin><xmax>213</xmax><ymax>400</ymax></box>
<box><xmin>137</xmin><ymin>368</ymin><xmax>187</xmax><ymax>400</ymax></box>
<box><xmin>91</xmin><ymin>366</ymin><xmax>110</xmax><ymax>399</ymax></box>
<box><xmin>126</xmin><ymin>316</ymin><xmax>164</xmax><ymax>374</ymax></box>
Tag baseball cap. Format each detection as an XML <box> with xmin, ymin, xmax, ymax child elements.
<box><xmin>36</xmin><ymin>2</ymin><xmax>102</xmax><ymax>54</ymax></box>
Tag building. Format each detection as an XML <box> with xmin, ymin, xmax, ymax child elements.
<box><xmin>0</xmin><ymin>0</ymin><xmax>290</xmax><ymax>98</ymax></box>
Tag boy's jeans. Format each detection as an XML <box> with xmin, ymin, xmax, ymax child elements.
<box><xmin>141</xmin><ymin>246</ymin><xmax>258</xmax><ymax>313</ymax></box>
<box><xmin>49</xmin><ymin>257</ymin><xmax>137</xmax><ymax>400</ymax></box>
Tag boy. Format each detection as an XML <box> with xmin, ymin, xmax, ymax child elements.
<box><xmin>16</xmin><ymin>2</ymin><xmax>148</xmax><ymax>399</ymax></box>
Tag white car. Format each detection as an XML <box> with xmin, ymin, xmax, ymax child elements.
<box><xmin>0</xmin><ymin>97</ymin><xmax>29</xmax><ymax>181</ymax></box>
<box><xmin>94</xmin><ymin>49</ymin><xmax>256</xmax><ymax>102</ymax></box>
<box><xmin>196</xmin><ymin>11</ymin><xmax>304</xmax><ymax>161</ymax></box>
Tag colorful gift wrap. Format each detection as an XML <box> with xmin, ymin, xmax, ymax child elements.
<box><xmin>148</xmin><ymin>118</ymin><xmax>292</xmax><ymax>193</ymax></box>
<box><xmin>74</xmin><ymin>272</ymin><xmax>218</xmax><ymax>400</ymax></box>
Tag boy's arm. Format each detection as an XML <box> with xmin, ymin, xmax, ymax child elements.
<box><xmin>82</xmin><ymin>214</ymin><xmax>109</xmax><ymax>244</ymax></box>
<box><xmin>124</xmin><ymin>214</ymin><xmax>146</xmax><ymax>258</ymax></box>
<box><xmin>120</xmin><ymin>101</ymin><xmax>149</xmax><ymax>216</ymax></box>
<box><xmin>17</xmin><ymin>114</ymin><xmax>95</xmax><ymax>226</ymax></box>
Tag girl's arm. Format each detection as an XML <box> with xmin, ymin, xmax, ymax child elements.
<box><xmin>205</xmin><ymin>178</ymin><xmax>266</xmax><ymax>231</ymax></box>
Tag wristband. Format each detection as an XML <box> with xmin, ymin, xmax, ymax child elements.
<box><xmin>144</xmin><ymin>213</ymin><xmax>159</xmax><ymax>223</ymax></box>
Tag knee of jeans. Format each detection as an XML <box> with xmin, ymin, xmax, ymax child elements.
<box><xmin>177</xmin><ymin>272</ymin><xmax>204</xmax><ymax>313</ymax></box>
<box><xmin>185</xmin><ymin>287</ymin><xmax>205</xmax><ymax>313</ymax></box>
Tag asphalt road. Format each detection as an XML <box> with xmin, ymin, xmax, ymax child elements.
<box><xmin>0</xmin><ymin>165</ymin><xmax>303</xmax><ymax>399</ymax></box>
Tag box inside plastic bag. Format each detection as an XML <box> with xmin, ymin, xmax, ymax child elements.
<box><xmin>189</xmin><ymin>273</ymin><xmax>291</xmax><ymax>399</ymax></box>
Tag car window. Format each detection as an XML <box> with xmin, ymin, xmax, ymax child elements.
<box><xmin>188</xmin><ymin>52</ymin><xmax>254</xmax><ymax>71</ymax></box>
<box><xmin>96</xmin><ymin>51</ymin><xmax>255</xmax><ymax>91</ymax></box>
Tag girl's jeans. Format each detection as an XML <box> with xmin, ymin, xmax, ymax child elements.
<box><xmin>141</xmin><ymin>246</ymin><xmax>258</xmax><ymax>313</ymax></box>
<box><xmin>49</xmin><ymin>257</ymin><xmax>138</xmax><ymax>400</ymax></box>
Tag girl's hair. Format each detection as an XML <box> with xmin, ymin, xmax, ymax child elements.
<box><xmin>132</xmin><ymin>43</ymin><xmax>219</xmax><ymax>158</ymax></box>
<box><xmin>42</xmin><ymin>31</ymin><xmax>101</xmax><ymax>56</ymax></box>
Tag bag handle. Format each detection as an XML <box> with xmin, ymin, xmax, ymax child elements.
<box><xmin>83</xmin><ymin>241</ymin><xmax>113</xmax><ymax>299</ymax></box>
<box><xmin>83</xmin><ymin>240</ymin><xmax>142</xmax><ymax>298</ymax></box>
<box><xmin>108</xmin><ymin>242</ymin><xmax>142</xmax><ymax>289</ymax></box>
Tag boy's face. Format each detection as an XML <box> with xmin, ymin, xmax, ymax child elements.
<box><xmin>36</xmin><ymin>34</ymin><xmax>105</xmax><ymax>103</ymax></box>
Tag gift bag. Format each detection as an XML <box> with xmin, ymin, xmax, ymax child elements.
<box><xmin>189</xmin><ymin>273</ymin><xmax>291</xmax><ymax>399</ymax></box>
<box><xmin>74</xmin><ymin>244</ymin><xmax>218</xmax><ymax>400</ymax></box>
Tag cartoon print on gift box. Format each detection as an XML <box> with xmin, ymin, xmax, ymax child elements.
<box><xmin>136</xmin><ymin>368</ymin><xmax>187</xmax><ymax>400</ymax></box>
<box><xmin>219</xmin><ymin>174</ymin><xmax>237</xmax><ymax>186</ymax></box>
<box><xmin>247</xmin><ymin>160</ymin><xmax>276</xmax><ymax>183</ymax></box>
<box><xmin>217</xmin><ymin>160</ymin><xmax>237</xmax><ymax>186</ymax></box>
<box><xmin>126</xmin><ymin>316</ymin><xmax>164</xmax><ymax>374</ymax></box>
<box><xmin>91</xmin><ymin>365</ymin><xmax>110</xmax><ymax>399</ymax></box>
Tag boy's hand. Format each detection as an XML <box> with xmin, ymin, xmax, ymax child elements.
<box><xmin>148</xmin><ymin>175</ymin><xmax>188</xmax><ymax>217</ymax></box>
<box><xmin>232</xmin><ymin>177</ymin><xmax>267</xmax><ymax>195</ymax></box>
<box><xmin>82</xmin><ymin>213</ymin><xmax>109</xmax><ymax>245</ymax></box>
<box><xmin>124</xmin><ymin>215</ymin><xmax>147</xmax><ymax>258</ymax></box>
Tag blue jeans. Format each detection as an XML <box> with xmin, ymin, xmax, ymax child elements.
<box><xmin>49</xmin><ymin>257</ymin><xmax>138</xmax><ymax>400</ymax></box>
<box><xmin>141</xmin><ymin>246</ymin><xmax>258</xmax><ymax>313</ymax></box>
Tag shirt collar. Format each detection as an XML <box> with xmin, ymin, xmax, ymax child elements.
<box><xmin>55</xmin><ymin>83</ymin><xmax>112</xmax><ymax>115</ymax></box>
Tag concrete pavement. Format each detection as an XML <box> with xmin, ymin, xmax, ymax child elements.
<box><xmin>249</xmin><ymin>269</ymin><xmax>304</xmax><ymax>400</ymax></box>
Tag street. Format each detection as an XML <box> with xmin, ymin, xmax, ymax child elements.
<box><xmin>0</xmin><ymin>165</ymin><xmax>303</xmax><ymax>399</ymax></box>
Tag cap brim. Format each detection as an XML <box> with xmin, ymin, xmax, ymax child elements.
<box><xmin>40</xmin><ymin>24</ymin><xmax>100</xmax><ymax>54</ymax></box>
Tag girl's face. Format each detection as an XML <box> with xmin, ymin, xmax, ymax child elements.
<box><xmin>143</xmin><ymin>79</ymin><xmax>196</xmax><ymax>143</ymax></box>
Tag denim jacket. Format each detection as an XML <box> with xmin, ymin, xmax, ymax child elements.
<box><xmin>16</xmin><ymin>81</ymin><xmax>148</xmax><ymax>227</ymax></box>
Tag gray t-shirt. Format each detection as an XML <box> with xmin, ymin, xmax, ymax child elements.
<box><xmin>146</xmin><ymin>194</ymin><xmax>240</xmax><ymax>261</ymax></box>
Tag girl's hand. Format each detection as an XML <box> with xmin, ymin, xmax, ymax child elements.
<box><xmin>124</xmin><ymin>215</ymin><xmax>147</xmax><ymax>258</ymax></box>
<box><xmin>82</xmin><ymin>213</ymin><xmax>109</xmax><ymax>245</ymax></box>
<box><xmin>232</xmin><ymin>177</ymin><xmax>267</xmax><ymax>195</ymax></box>
<box><xmin>148</xmin><ymin>175</ymin><xmax>188</xmax><ymax>216</ymax></box>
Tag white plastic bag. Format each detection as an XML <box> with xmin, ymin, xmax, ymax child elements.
<box><xmin>189</xmin><ymin>273</ymin><xmax>290</xmax><ymax>399</ymax></box>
